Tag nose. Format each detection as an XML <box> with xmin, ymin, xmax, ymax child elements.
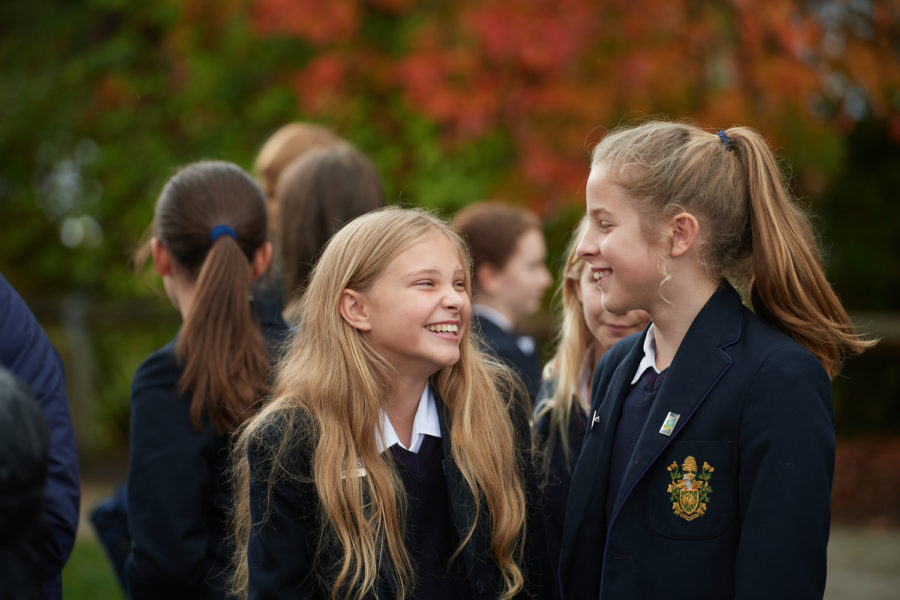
<box><xmin>575</xmin><ymin>229</ymin><xmax>595</xmax><ymax>261</ymax></box>
<box><xmin>442</xmin><ymin>284</ymin><xmax>466</xmax><ymax>311</ymax></box>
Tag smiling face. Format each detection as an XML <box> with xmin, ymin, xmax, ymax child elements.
<box><xmin>357</xmin><ymin>233</ymin><xmax>471</xmax><ymax>382</ymax></box>
<box><xmin>576</xmin><ymin>164</ymin><xmax>669</xmax><ymax>315</ymax></box>
<box><xmin>574</xmin><ymin>261</ymin><xmax>650</xmax><ymax>354</ymax></box>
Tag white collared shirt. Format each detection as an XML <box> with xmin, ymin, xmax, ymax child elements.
<box><xmin>473</xmin><ymin>304</ymin><xmax>513</xmax><ymax>332</ymax></box>
<box><xmin>631</xmin><ymin>323</ymin><xmax>662</xmax><ymax>385</ymax></box>
<box><xmin>376</xmin><ymin>383</ymin><xmax>441</xmax><ymax>454</ymax></box>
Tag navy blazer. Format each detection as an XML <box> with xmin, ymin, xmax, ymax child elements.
<box><xmin>125</xmin><ymin>298</ymin><xmax>288</xmax><ymax>599</ymax></box>
<box><xmin>246</xmin><ymin>389</ymin><xmax>555</xmax><ymax>600</ymax></box>
<box><xmin>0</xmin><ymin>274</ymin><xmax>80</xmax><ymax>600</ymax></box>
<box><xmin>533</xmin><ymin>379</ymin><xmax>587</xmax><ymax>592</ymax></box>
<box><xmin>559</xmin><ymin>283</ymin><xmax>834</xmax><ymax>600</ymax></box>
<box><xmin>472</xmin><ymin>314</ymin><xmax>543</xmax><ymax>404</ymax></box>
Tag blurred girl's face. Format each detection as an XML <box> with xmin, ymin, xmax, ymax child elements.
<box><xmin>575</xmin><ymin>262</ymin><xmax>650</xmax><ymax>355</ymax></box>
<box><xmin>490</xmin><ymin>228</ymin><xmax>553</xmax><ymax>324</ymax></box>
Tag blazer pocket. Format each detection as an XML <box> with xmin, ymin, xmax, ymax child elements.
<box><xmin>649</xmin><ymin>440</ymin><xmax>733</xmax><ymax>540</ymax></box>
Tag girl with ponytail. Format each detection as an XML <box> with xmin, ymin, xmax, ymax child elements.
<box><xmin>125</xmin><ymin>161</ymin><xmax>287</xmax><ymax>599</ymax></box>
<box><xmin>559</xmin><ymin>121</ymin><xmax>874</xmax><ymax>599</ymax></box>
<box><xmin>231</xmin><ymin>207</ymin><xmax>552</xmax><ymax>600</ymax></box>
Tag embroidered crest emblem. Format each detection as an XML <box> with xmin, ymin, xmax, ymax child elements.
<box><xmin>667</xmin><ymin>456</ymin><xmax>714</xmax><ymax>521</ymax></box>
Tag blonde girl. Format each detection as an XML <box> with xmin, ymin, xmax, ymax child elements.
<box><xmin>232</xmin><ymin>207</ymin><xmax>550</xmax><ymax>600</ymax></box>
<box><xmin>559</xmin><ymin>121</ymin><xmax>874</xmax><ymax>599</ymax></box>
<box><xmin>534</xmin><ymin>216</ymin><xmax>649</xmax><ymax>569</ymax></box>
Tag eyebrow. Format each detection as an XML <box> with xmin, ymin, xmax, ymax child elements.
<box><xmin>404</xmin><ymin>268</ymin><xmax>465</xmax><ymax>279</ymax></box>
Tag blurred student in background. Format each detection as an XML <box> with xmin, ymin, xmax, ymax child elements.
<box><xmin>533</xmin><ymin>216</ymin><xmax>649</xmax><ymax>572</ymax></box>
<box><xmin>274</xmin><ymin>143</ymin><xmax>385</xmax><ymax>318</ymax></box>
<box><xmin>125</xmin><ymin>161</ymin><xmax>288</xmax><ymax>599</ymax></box>
<box><xmin>452</xmin><ymin>203</ymin><xmax>552</xmax><ymax>403</ymax></box>
<box><xmin>0</xmin><ymin>274</ymin><xmax>80</xmax><ymax>600</ymax></box>
<box><xmin>254</xmin><ymin>121</ymin><xmax>343</xmax><ymax>222</ymax></box>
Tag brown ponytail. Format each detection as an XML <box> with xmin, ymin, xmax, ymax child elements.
<box><xmin>727</xmin><ymin>128</ymin><xmax>876</xmax><ymax>377</ymax></box>
<box><xmin>592</xmin><ymin>121</ymin><xmax>875</xmax><ymax>379</ymax></box>
<box><xmin>152</xmin><ymin>161</ymin><xmax>271</xmax><ymax>433</ymax></box>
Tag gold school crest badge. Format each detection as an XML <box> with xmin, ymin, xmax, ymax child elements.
<box><xmin>666</xmin><ymin>456</ymin><xmax>714</xmax><ymax>521</ymax></box>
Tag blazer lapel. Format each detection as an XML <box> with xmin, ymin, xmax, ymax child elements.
<box><xmin>564</xmin><ymin>336</ymin><xmax>644</xmax><ymax>539</ymax></box>
<box><xmin>436</xmin><ymin>394</ymin><xmax>483</xmax><ymax>580</ymax></box>
<box><xmin>610</xmin><ymin>283</ymin><xmax>743</xmax><ymax>517</ymax></box>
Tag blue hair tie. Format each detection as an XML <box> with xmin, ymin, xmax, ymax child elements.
<box><xmin>209</xmin><ymin>224</ymin><xmax>236</xmax><ymax>244</ymax></box>
<box><xmin>716</xmin><ymin>130</ymin><xmax>733</xmax><ymax>151</ymax></box>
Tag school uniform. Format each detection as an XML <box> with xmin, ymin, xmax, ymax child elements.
<box><xmin>534</xmin><ymin>380</ymin><xmax>587</xmax><ymax>591</ymax></box>
<box><xmin>246</xmin><ymin>383</ymin><xmax>555</xmax><ymax>600</ymax></box>
<box><xmin>472</xmin><ymin>308</ymin><xmax>543</xmax><ymax>404</ymax></box>
<box><xmin>125</xmin><ymin>297</ymin><xmax>288</xmax><ymax>600</ymax></box>
<box><xmin>559</xmin><ymin>282</ymin><xmax>834</xmax><ymax>599</ymax></box>
<box><xmin>0</xmin><ymin>274</ymin><xmax>80</xmax><ymax>600</ymax></box>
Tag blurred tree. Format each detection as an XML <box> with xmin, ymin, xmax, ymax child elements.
<box><xmin>0</xmin><ymin>0</ymin><xmax>897</xmax><ymax>450</ymax></box>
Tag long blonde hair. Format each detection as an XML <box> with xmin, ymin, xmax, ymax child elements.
<box><xmin>231</xmin><ymin>207</ymin><xmax>527</xmax><ymax>600</ymax></box>
<box><xmin>592</xmin><ymin>120</ymin><xmax>875</xmax><ymax>377</ymax></box>
<box><xmin>535</xmin><ymin>217</ymin><xmax>594</xmax><ymax>477</ymax></box>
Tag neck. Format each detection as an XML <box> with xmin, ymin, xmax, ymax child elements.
<box><xmin>648</xmin><ymin>276</ymin><xmax>719</xmax><ymax>371</ymax></box>
<box><xmin>472</xmin><ymin>299</ymin><xmax>516</xmax><ymax>329</ymax></box>
<box><xmin>168</xmin><ymin>275</ymin><xmax>198</xmax><ymax>323</ymax></box>
<box><xmin>383</xmin><ymin>374</ymin><xmax>428</xmax><ymax>449</ymax></box>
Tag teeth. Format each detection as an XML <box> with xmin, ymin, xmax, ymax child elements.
<box><xmin>593</xmin><ymin>271</ymin><xmax>600</xmax><ymax>280</ymax></box>
<box><xmin>426</xmin><ymin>323</ymin><xmax>458</xmax><ymax>333</ymax></box>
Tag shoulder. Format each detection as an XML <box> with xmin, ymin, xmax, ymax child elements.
<box><xmin>594</xmin><ymin>331</ymin><xmax>642</xmax><ymax>383</ymax></box>
<box><xmin>740</xmin><ymin>309</ymin><xmax>829</xmax><ymax>382</ymax></box>
<box><xmin>131</xmin><ymin>340</ymin><xmax>181</xmax><ymax>405</ymax></box>
<box><xmin>246</xmin><ymin>405</ymin><xmax>317</xmax><ymax>478</ymax></box>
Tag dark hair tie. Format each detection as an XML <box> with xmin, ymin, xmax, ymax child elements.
<box><xmin>209</xmin><ymin>224</ymin><xmax>236</xmax><ymax>244</ymax></box>
<box><xmin>716</xmin><ymin>130</ymin><xmax>733</xmax><ymax>151</ymax></box>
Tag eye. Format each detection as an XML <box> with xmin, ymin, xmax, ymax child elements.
<box><xmin>414</xmin><ymin>279</ymin><xmax>435</xmax><ymax>287</ymax></box>
<box><xmin>454</xmin><ymin>280</ymin><xmax>466</xmax><ymax>290</ymax></box>
<box><xmin>597</xmin><ymin>220</ymin><xmax>613</xmax><ymax>230</ymax></box>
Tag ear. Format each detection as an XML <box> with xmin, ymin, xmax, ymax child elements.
<box><xmin>475</xmin><ymin>262</ymin><xmax>502</xmax><ymax>297</ymax></box>
<box><xmin>667</xmin><ymin>212</ymin><xmax>700</xmax><ymax>258</ymax></box>
<box><xmin>339</xmin><ymin>289</ymin><xmax>372</xmax><ymax>331</ymax></box>
<box><xmin>150</xmin><ymin>238</ymin><xmax>173</xmax><ymax>277</ymax></box>
<box><xmin>251</xmin><ymin>241</ymin><xmax>273</xmax><ymax>278</ymax></box>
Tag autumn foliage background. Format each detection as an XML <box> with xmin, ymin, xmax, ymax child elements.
<box><xmin>1</xmin><ymin>0</ymin><xmax>899</xmax><ymax>524</ymax></box>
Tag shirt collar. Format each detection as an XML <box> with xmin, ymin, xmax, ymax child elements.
<box><xmin>376</xmin><ymin>383</ymin><xmax>441</xmax><ymax>454</ymax></box>
<box><xmin>631</xmin><ymin>323</ymin><xmax>661</xmax><ymax>385</ymax></box>
<box><xmin>473</xmin><ymin>304</ymin><xmax>512</xmax><ymax>332</ymax></box>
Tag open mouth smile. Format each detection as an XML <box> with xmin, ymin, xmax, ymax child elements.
<box><xmin>424</xmin><ymin>322</ymin><xmax>460</xmax><ymax>335</ymax></box>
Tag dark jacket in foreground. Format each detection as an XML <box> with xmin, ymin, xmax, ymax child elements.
<box><xmin>125</xmin><ymin>295</ymin><xmax>288</xmax><ymax>599</ymax></box>
<box><xmin>0</xmin><ymin>273</ymin><xmax>80</xmax><ymax>600</ymax></box>
<box><xmin>559</xmin><ymin>283</ymin><xmax>835</xmax><ymax>600</ymax></box>
<box><xmin>246</xmin><ymin>389</ymin><xmax>555</xmax><ymax>600</ymax></box>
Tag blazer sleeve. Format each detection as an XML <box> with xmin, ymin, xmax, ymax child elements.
<box><xmin>734</xmin><ymin>345</ymin><xmax>834</xmax><ymax>599</ymax></box>
<box><xmin>246</xmin><ymin>417</ymin><xmax>319</xmax><ymax>600</ymax></box>
<box><xmin>125</xmin><ymin>349</ymin><xmax>213</xmax><ymax>598</ymax></box>
<box><xmin>0</xmin><ymin>275</ymin><xmax>80</xmax><ymax>580</ymax></box>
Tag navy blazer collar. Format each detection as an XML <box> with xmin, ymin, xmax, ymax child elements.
<box><xmin>575</xmin><ymin>282</ymin><xmax>744</xmax><ymax>528</ymax></box>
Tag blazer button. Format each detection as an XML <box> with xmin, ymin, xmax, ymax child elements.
<box><xmin>475</xmin><ymin>578</ymin><xmax>484</xmax><ymax>594</ymax></box>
